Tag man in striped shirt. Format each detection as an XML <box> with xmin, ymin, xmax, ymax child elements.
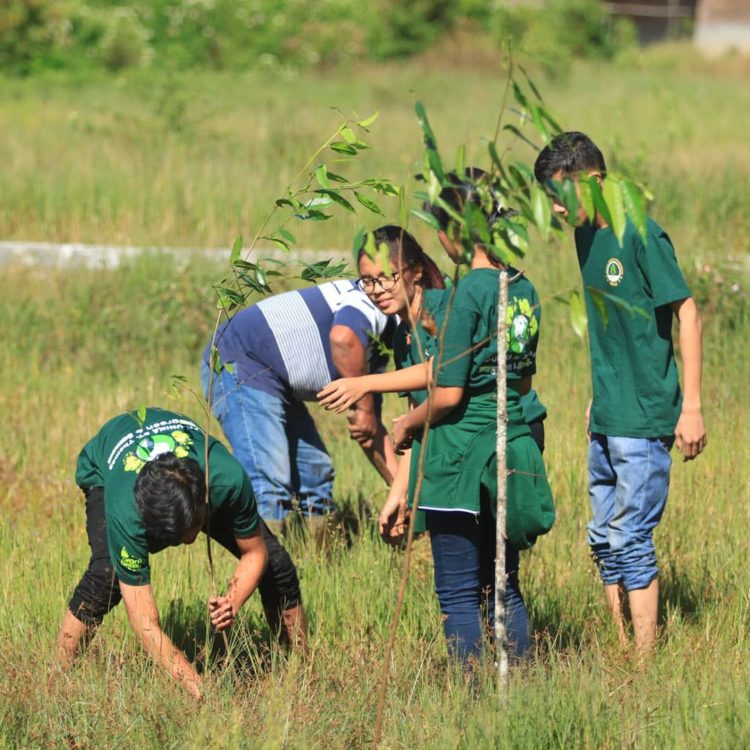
<box><xmin>202</xmin><ymin>280</ymin><xmax>398</xmax><ymax>531</ymax></box>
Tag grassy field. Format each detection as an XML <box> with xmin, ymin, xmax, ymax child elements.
<box><xmin>1</xmin><ymin>45</ymin><xmax>749</xmax><ymax>748</ymax></box>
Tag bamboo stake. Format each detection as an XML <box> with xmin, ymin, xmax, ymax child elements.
<box><xmin>494</xmin><ymin>269</ymin><xmax>509</xmax><ymax>694</ymax></box>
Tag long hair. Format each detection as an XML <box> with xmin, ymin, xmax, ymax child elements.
<box><xmin>357</xmin><ymin>225</ymin><xmax>445</xmax><ymax>289</ymax></box>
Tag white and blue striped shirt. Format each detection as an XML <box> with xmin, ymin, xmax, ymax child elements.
<box><xmin>206</xmin><ymin>280</ymin><xmax>396</xmax><ymax>401</ymax></box>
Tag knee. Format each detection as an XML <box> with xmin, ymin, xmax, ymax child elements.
<box><xmin>69</xmin><ymin>560</ymin><xmax>122</xmax><ymax>626</ymax></box>
<box><xmin>257</xmin><ymin>541</ymin><xmax>301</xmax><ymax>612</ymax></box>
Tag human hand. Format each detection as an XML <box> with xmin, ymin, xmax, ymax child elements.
<box><xmin>391</xmin><ymin>416</ymin><xmax>413</xmax><ymax>454</ymax></box>
<box><xmin>208</xmin><ymin>596</ymin><xmax>236</xmax><ymax>631</ymax></box>
<box><xmin>379</xmin><ymin>493</ymin><xmax>409</xmax><ymax>546</ymax></box>
<box><xmin>585</xmin><ymin>400</ymin><xmax>592</xmax><ymax>438</ymax></box>
<box><xmin>674</xmin><ymin>407</ymin><xmax>707</xmax><ymax>461</ymax></box>
<box><xmin>318</xmin><ymin>378</ymin><xmax>370</xmax><ymax>413</ymax></box>
<box><xmin>347</xmin><ymin>405</ymin><xmax>378</xmax><ymax>449</ymax></box>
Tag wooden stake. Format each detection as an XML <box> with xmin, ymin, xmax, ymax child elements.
<box><xmin>494</xmin><ymin>270</ymin><xmax>509</xmax><ymax>694</ymax></box>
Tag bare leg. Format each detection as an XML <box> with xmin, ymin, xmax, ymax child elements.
<box><xmin>56</xmin><ymin>609</ymin><xmax>97</xmax><ymax>668</ymax></box>
<box><xmin>265</xmin><ymin>603</ymin><xmax>309</xmax><ymax>655</ymax></box>
<box><xmin>604</xmin><ymin>583</ymin><xmax>629</xmax><ymax>647</ymax></box>
<box><xmin>628</xmin><ymin>578</ymin><xmax>659</xmax><ymax>659</ymax></box>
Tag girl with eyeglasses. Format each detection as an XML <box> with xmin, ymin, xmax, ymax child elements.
<box><xmin>320</xmin><ymin>175</ymin><xmax>555</xmax><ymax>670</ymax></box>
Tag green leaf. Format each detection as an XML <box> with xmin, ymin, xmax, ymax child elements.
<box><xmin>357</xmin><ymin>111</ymin><xmax>380</xmax><ymax>128</ymax></box>
<box><xmin>317</xmin><ymin>189</ymin><xmax>355</xmax><ymax>212</ymax></box>
<box><xmin>465</xmin><ymin>201</ymin><xmax>490</xmax><ymax>246</ymax></box>
<box><xmin>603</xmin><ymin>179</ymin><xmax>627</xmax><ymax>244</ymax></box>
<box><xmin>589</xmin><ymin>179</ymin><xmax>612</xmax><ymax>228</ymax></box>
<box><xmin>621</xmin><ymin>178</ymin><xmax>647</xmax><ymax>240</ymax></box>
<box><xmin>339</xmin><ymin>125</ymin><xmax>357</xmax><ymax>144</ymax></box>
<box><xmin>519</xmin><ymin>65</ymin><xmax>543</xmax><ymax>102</ymax></box>
<box><xmin>364</xmin><ymin>230</ymin><xmax>376</xmax><ymax>259</ymax></box>
<box><xmin>455</xmin><ymin>144</ymin><xmax>466</xmax><ymax>176</ymax></box>
<box><xmin>427</xmin><ymin>170</ymin><xmax>441</xmax><ymax>203</ymax></box>
<box><xmin>398</xmin><ymin>186</ymin><xmax>408</xmax><ymax>228</ymax></box>
<box><xmin>503</xmin><ymin>123</ymin><xmax>539</xmax><ymax>151</ymax></box>
<box><xmin>531</xmin><ymin>185</ymin><xmax>551</xmax><ymax>236</ymax></box>
<box><xmin>326</xmin><ymin>171</ymin><xmax>348</xmax><ymax>183</ymax></box>
<box><xmin>354</xmin><ymin>191</ymin><xmax>384</xmax><ymax>215</ymax></box>
<box><xmin>315</xmin><ymin>165</ymin><xmax>330</xmax><ymax>189</ymax></box>
<box><xmin>410</xmin><ymin>208</ymin><xmax>441</xmax><ymax>231</ymax></box>
<box><xmin>137</xmin><ymin>405</ymin><xmax>147</xmax><ymax>425</ymax></box>
<box><xmin>301</xmin><ymin>259</ymin><xmax>348</xmax><ymax>282</ymax></box>
<box><xmin>211</xmin><ymin>346</ymin><xmax>222</xmax><ymax>374</ymax></box>
<box><xmin>224</xmin><ymin>362</ymin><xmax>236</xmax><ymax>374</ymax></box>
<box><xmin>530</xmin><ymin>105</ymin><xmax>551</xmax><ymax>146</ymax></box>
<box><xmin>330</xmin><ymin>141</ymin><xmax>357</xmax><ymax>155</ymax></box>
<box><xmin>415</xmin><ymin>101</ymin><xmax>437</xmax><ymax>149</ymax></box>
<box><xmin>588</xmin><ymin>288</ymin><xmax>609</xmax><ymax>329</ymax></box>
<box><xmin>230</xmin><ymin>235</ymin><xmax>243</xmax><ymax>264</ymax></box>
<box><xmin>578</xmin><ymin>179</ymin><xmax>596</xmax><ymax>222</ymax></box>
<box><xmin>511</xmin><ymin>81</ymin><xmax>529</xmax><ymax>110</ymax></box>
<box><xmin>378</xmin><ymin>242</ymin><xmax>392</xmax><ymax>276</ymax></box>
<box><xmin>352</xmin><ymin>227</ymin><xmax>366</xmax><ymax>262</ymax></box>
<box><xmin>277</xmin><ymin>228</ymin><xmax>296</xmax><ymax>245</ymax></box>
<box><xmin>569</xmin><ymin>290</ymin><xmax>587</xmax><ymax>339</ymax></box>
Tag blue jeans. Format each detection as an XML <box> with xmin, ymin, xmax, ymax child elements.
<box><xmin>427</xmin><ymin>504</ymin><xmax>530</xmax><ymax>666</ymax></box>
<box><xmin>201</xmin><ymin>362</ymin><xmax>335</xmax><ymax>522</ymax></box>
<box><xmin>587</xmin><ymin>433</ymin><xmax>673</xmax><ymax>591</ymax></box>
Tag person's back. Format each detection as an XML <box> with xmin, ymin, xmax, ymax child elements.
<box><xmin>206</xmin><ymin>280</ymin><xmax>394</xmax><ymax>401</ymax></box>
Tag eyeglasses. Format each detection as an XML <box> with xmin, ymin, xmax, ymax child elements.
<box><xmin>356</xmin><ymin>273</ymin><xmax>401</xmax><ymax>293</ymax></box>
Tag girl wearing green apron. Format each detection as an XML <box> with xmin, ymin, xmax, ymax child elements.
<box><xmin>320</xmin><ymin>212</ymin><xmax>554</xmax><ymax>666</ymax></box>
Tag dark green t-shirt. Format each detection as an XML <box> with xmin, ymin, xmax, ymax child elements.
<box><xmin>575</xmin><ymin>218</ymin><xmax>691</xmax><ymax>437</ymax></box>
<box><xmin>76</xmin><ymin>408</ymin><xmax>259</xmax><ymax>586</ymax></box>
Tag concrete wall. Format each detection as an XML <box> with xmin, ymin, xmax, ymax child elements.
<box><xmin>694</xmin><ymin>0</ymin><xmax>750</xmax><ymax>53</ymax></box>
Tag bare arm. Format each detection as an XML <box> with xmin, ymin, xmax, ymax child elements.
<box><xmin>330</xmin><ymin>324</ymin><xmax>399</xmax><ymax>483</ymax></box>
<box><xmin>392</xmin><ymin>385</ymin><xmax>464</xmax><ymax>451</ymax></box>
<box><xmin>207</xmin><ymin>531</ymin><xmax>267</xmax><ymax>631</ymax></box>
<box><xmin>671</xmin><ymin>297</ymin><xmax>707</xmax><ymax>460</ymax></box>
<box><xmin>318</xmin><ymin>362</ymin><xmax>432</xmax><ymax>413</ymax></box>
<box><xmin>379</xmin><ymin>449</ymin><xmax>411</xmax><ymax>545</ymax></box>
<box><xmin>119</xmin><ymin>581</ymin><xmax>202</xmax><ymax>700</ymax></box>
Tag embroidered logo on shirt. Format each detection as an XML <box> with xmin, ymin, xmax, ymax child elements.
<box><xmin>605</xmin><ymin>258</ymin><xmax>624</xmax><ymax>287</ymax></box>
<box><xmin>120</xmin><ymin>547</ymin><xmax>144</xmax><ymax>571</ymax></box>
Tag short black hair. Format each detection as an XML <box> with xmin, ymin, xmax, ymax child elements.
<box><xmin>134</xmin><ymin>453</ymin><xmax>206</xmax><ymax>547</ymax></box>
<box><xmin>533</xmin><ymin>132</ymin><xmax>607</xmax><ymax>185</ymax></box>
<box><xmin>426</xmin><ymin>167</ymin><xmax>513</xmax><ymax>232</ymax></box>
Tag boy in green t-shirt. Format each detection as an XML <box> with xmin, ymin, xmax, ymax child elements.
<box><xmin>534</xmin><ymin>132</ymin><xmax>707</xmax><ymax>657</ymax></box>
<box><xmin>56</xmin><ymin>408</ymin><xmax>307</xmax><ymax>699</ymax></box>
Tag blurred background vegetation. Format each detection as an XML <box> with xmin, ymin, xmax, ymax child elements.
<box><xmin>1</xmin><ymin>0</ymin><xmax>638</xmax><ymax>76</ymax></box>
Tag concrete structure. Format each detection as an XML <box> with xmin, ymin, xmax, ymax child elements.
<box><xmin>606</xmin><ymin>1</ymin><xmax>697</xmax><ymax>44</ymax></box>
<box><xmin>694</xmin><ymin>0</ymin><xmax>750</xmax><ymax>54</ymax></box>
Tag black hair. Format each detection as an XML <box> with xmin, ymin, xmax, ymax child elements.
<box><xmin>134</xmin><ymin>453</ymin><xmax>206</xmax><ymax>547</ymax></box>
<box><xmin>425</xmin><ymin>167</ymin><xmax>513</xmax><ymax>233</ymax></box>
<box><xmin>357</xmin><ymin>224</ymin><xmax>445</xmax><ymax>289</ymax></box>
<box><xmin>533</xmin><ymin>131</ymin><xmax>607</xmax><ymax>185</ymax></box>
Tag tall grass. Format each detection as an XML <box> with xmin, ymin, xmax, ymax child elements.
<box><xmin>1</xmin><ymin>46</ymin><xmax>749</xmax><ymax>747</ymax></box>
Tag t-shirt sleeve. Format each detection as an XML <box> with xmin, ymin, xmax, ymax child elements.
<box><xmin>106</xmin><ymin>498</ymin><xmax>151</xmax><ymax>586</ymax></box>
<box><xmin>638</xmin><ymin>223</ymin><xmax>691</xmax><ymax>308</ymax></box>
<box><xmin>332</xmin><ymin>290</ymin><xmax>390</xmax><ymax>348</ymax></box>
<box><xmin>75</xmin><ymin>439</ymin><xmax>105</xmax><ymax>489</ymax></box>
<box><xmin>227</xmin><ymin>469</ymin><xmax>260</xmax><ymax>538</ymax></box>
<box><xmin>436</xmin><ymin>303</ymin><xmax>478</xmax><ymax>387</ymax></box>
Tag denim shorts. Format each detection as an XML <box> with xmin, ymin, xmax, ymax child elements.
<box><xmin>587</xmin><ymin>432</ymin><xmax>674</xmax><ymax>591</ymax></box>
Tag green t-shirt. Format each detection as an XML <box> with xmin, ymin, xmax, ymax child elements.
<box><xmin>575</xmin><ymin>218</ymin><xmax>690</xmax><ymax>438</ymax></box>
<box><xmin>75</xmin><ymin>408</ymin><xmax>259</xmax><ymax>586</ymax></box>
<box><xmin>393</xmin><ymin>270</ymin><xmax>554</xmax><ymax>550</ymax></box>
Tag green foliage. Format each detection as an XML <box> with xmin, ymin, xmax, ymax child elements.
<box><xmin>0</xmin><ymin>0</ymin><xmax>637</xmax><ymax>75</ymax></box>
<box><xmin>490</xmin><ymin>0</ymin><xmax>637</xmax><ymax>78</ymax></box>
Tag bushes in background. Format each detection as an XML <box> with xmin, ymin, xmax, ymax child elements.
<box><xmin>0</xmin><ymin>0</ymin><xmax>635</xmax><ymax>75</ymax></box>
